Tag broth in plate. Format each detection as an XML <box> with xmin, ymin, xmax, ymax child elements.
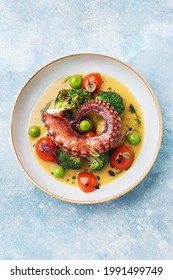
<box><xmin>28</xmin><ymin>73</ymin><xmax>144</xmax><ymax>189</ymax></box>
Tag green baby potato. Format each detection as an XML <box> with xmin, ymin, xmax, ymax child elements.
<box><xmin>69</xmin><ymin>75</ymin><xmax>82</xmax><ymax>89</ymax></box>
<box><xmin>28</xmin><ymin>126</ymin><xmax>40</xmax><ymax>138</ymax></box>
<box><xmin>126</xmin><ymin>131</ymin><xmax>140</xmax><ymax>145</ymax></box>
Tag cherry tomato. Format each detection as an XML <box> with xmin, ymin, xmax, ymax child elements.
<box><xmin>35</xmin><ymin>136</ymin><xmax>57</xmax><ymax>162</ymax></box>
<box><xmin>77</xmin><ymin>171</ymin><xmax>98</xmax><ymax>192</ymax></box>
<box><xmin>82</xmin><ymin>73</ymin><xmax>102</xmax><ymax>93</ymax></box>
<box><xmin>84</xmin><ymin>131</ymin><xmax>96</xmax><ymax>137</ymax></box>
<box><xmin>110</xmin><ymin>145</ymin><xmax>133</xmax><ymax>170</ymax></box>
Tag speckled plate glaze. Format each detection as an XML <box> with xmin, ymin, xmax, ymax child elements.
<box><xmin>10</xmin><ymin>53</ymin><xmax>162</xmax><ymax>204</ymax></box>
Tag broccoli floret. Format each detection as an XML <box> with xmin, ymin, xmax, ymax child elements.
<box><xmin>87</xmin><ymin>152</ymin><xmax>109</xmax><ymax>172</ymax></box>
<box><xmin>96</xmin><ymin>91</ymin><xmax>125</xmax><ymax>114</ymax></box>
<box><xmin>57</xmin><ymin>148</ymin><xmax>82</xmax><ymax>169</ymax></box>
<box><xmin>54</xmin><ymin>88</ymin><xmax>92</xmax><ymax>116</ymax></box>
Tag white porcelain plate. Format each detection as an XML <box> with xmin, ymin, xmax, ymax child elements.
<box><xmin>11</xmin><ymin>53</ymin><xmax>162</xmax><ymax>204</ymax></box>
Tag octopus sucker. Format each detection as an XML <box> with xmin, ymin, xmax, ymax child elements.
<box><xmin>43</xmin><ymin>100</ymin><xmax>124</xmax><ymax>157</ymax></box>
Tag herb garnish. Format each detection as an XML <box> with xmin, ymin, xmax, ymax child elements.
<box><xmin>129</xmin><ymin>104</ymin><xmax>141</xmax><ymax>126</ymax></box>
<box><xmin>129</xmin><ymin>104</ymin><xmax>136</xmax><ymax>114</ymax></box>
<box><xmin>40</xmin><ymin>100</ymin><xmax>53</xmax><ymax>122</ymax></box>
<box><xmin>108</xmin><ymin>170</ymin><xmax>116</xmax><ymax>176</ymax></box>
<box><xmin>64</xmin><ymin>76</ymin><xmax>71</xmax><ymax>82</ymax></box>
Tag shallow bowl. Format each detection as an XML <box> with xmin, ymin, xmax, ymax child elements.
<box><xmin>11</xmin><ymin>53</ymin><xmax>162</xmax><ymax>204</ymax></box>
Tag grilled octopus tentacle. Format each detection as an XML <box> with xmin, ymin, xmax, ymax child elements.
<box><xmin>43</xmin><ymin>100</ymin><xmax>124</xmax><ymax>157</ymax></box>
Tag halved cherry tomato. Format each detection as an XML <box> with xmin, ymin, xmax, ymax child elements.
<box><xmin>82</xmin><ymin>73</ymin><xmax>102</xmax><ymax>93</ymax></box>
<box><xmin>77</xmin><ymin>171</ymin><xmax>98</xmax><ymax>192</ymax></box>
<box><xmin>84</xmin><ymin>131</ymin><xmax>96</xmax><ymax>137</ymax></box>
<box><xmin>35</xmin><ymin>136</ymin><xmax>57</xmax><ymax>162</ymax></box>
<box><xmin>110</xmin><ymin>145</ymin><xmax>133</xmax><ymax>170</ymax></box>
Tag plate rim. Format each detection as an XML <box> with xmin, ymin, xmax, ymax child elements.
<box><xmin>10</xmin><ymin>52</ymin><xmax>163</xmax><ymax>204</ymax></box>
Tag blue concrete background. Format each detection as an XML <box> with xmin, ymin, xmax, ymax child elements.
<box><xmin>0</xmin><ymin>0</ymin><xmax>173</xmax><ymax>259</ymax></box>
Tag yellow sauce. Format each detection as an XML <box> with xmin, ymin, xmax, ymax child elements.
<box><xmin>28</xmin><ymin>73</ymin><xmax>144</xmax><ymax>187</ymax></box>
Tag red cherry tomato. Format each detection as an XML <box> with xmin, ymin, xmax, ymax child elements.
<box><xmin>84</xmin><ymin>131</ymin><xmax>96</xmax><ymax>137</ymax></box>
<box><xmin>110</xmin><ymin>145</ymin><xmax>134</xmax><ymax>170</ymax></box>
<box><xmin>77</xmin><ymin>172</ymin><xmax>98</xmax><ymax>192</ymax></box>
<box><xmin>35</xmin><ymin>136</ymin><xmax>57</xmax><ymax>162</ymax></box>
<box><xmin>82</xmin><ymin>73</ymin><xmax>102</xmax><ymax>93</ymax></box>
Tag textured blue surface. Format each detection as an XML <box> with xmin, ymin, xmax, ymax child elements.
<box><xmin>1</xmin><ymin>0</ymin><xmax>173</xmax><ymax>260</ymax></box>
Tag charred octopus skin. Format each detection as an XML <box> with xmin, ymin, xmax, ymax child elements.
<box><xmin>43</xmin><ymin>99</ymin><xmax>124</xmax><ymax>157</ymax></box>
